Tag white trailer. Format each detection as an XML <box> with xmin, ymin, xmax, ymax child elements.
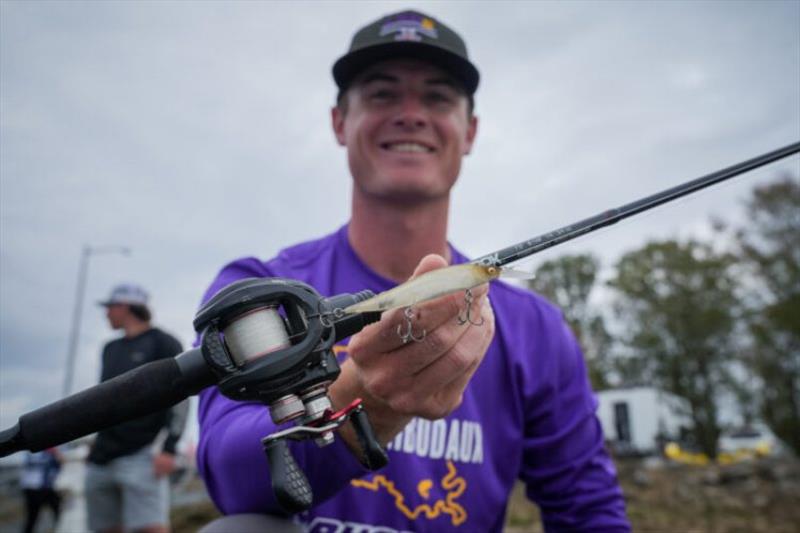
<box><xmin>596</xmin><ymin>387</ymin><xmax>688</xmax><ymax>455</ymax></box>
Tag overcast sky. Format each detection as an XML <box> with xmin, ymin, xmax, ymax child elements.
<box><xmin>1</xmin><ymin>1</ymin><xmax>798</xmax><ymax>452</ymax></box>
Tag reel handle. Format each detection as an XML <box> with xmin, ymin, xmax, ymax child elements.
<box><xmin>351</xmin><ymin>407</ymin><xmax>389</xmax><ymax>471</ymax></box>
<box><xmin>261</xmin><ymin>402</ymin><xmax>387</xmax><ymax>513</ymax></box>
<box><xmin>263</xmin><ymin>438</ymin><xmax>313</xmax><ymax>513</ymax></box>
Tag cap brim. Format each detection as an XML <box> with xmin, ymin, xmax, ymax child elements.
<box><xmin>333</xmin><ymin>42</ymin><xmax>479</xmax><ymax>95</ymax></box>
<box><xmin>97</xmin><ymin>300</ymin><xmax>146</xmax><ymax>308</ymax></box>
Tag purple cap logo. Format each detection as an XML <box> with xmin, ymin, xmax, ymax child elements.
<box><xmin>379</xmin><ymin>13</ymin><xmax>438</xmax><ymax>43</ymax></box>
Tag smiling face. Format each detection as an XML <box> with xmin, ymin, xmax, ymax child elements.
<box><xmin>332</xmin><ymin>59</ymin><xmax>478</xmax><ymax>204</ymax></box>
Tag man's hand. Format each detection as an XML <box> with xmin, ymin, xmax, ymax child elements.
<box><xmin>152</xmin><ymin>451</ymin><xmax>177</xmax><ymax>478</ymax></box>
<box><xmin>331</xmin><ymin>254</ymin><xmax>495</xmax><ymax>447</ymax></box>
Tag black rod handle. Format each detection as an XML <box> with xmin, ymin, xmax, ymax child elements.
<box><xmin>0</xmin><ymin>348</ymin><xmax>214</xmax><ymax>456</ymax></box>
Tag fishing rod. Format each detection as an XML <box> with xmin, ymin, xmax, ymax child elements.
<box><xmin>344</xmin><ymin>140</ymin><xmax>800</xmax><ymax>314</ymax></box>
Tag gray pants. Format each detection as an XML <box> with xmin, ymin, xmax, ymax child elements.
<box><xmin>85</xmin><ymin>448</ymin><xmax>168</xmax><ymax>532</ymax></box>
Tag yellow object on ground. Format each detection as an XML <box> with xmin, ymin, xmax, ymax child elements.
<box><xmin>664</xmin><ymin>441</ymin><xmax>771</xmax><ymax>466</ymax></box>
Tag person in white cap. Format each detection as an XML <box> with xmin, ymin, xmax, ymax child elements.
<box><xmin>84</xmin><ymin>283</ymin><xmax>187</xmax><ymax>533</ymax></box>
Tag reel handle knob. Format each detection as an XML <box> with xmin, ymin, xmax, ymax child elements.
<box><xmin>263</xmin><ymin>438</ymin><xmax>313</xmax><ymax>513</ymax></box>
<box><xmin>351</xmin><ymin>407</ymin><xmax>389</xmax><ymax>471</ymax></box>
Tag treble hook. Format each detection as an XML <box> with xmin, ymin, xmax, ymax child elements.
<box><xmin>397</xmin><ymin>306</ymin><xmax>426</xmax><ymax>344</ymax></box>
<box><xmin>457</xmin><ymin>289</ymin><xmax>485</xmax><ymax>327</ymax></box>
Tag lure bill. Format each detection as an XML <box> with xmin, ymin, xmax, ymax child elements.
<box><xmin>344</xmin><ymin>141</ymin><xmax>800</xmax><ymax>315</ymax></box>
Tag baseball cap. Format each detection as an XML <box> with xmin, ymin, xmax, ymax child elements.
<box><xmin>333</xmin><ymin>10</ymin><xmax>479</xmax><ymax>95</ymax></box>
<box><xmin>98</xmin><ymin>283</ymin><xmax>149</xmax><ymax>307</ymax></box>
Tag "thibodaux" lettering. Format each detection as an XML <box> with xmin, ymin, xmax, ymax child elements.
<box><xmin>385</xmin><ymin>418</ymin><xmax>484</xmax><ymax>464</ymax></box>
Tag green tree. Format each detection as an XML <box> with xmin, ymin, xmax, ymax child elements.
<box><xmin>607</xmin><ymin>240</ymin><xmax>739</xmax><ymax>458</ymax></box>
<box><xmin>529</xmin><ymin>254</ymin><xmax>612</xmax><ymax>390</ymax></box>
<box><xmin>735</xmin><ymin>175</ymin><xmax>800</xmax><ymax>456</ymax></box>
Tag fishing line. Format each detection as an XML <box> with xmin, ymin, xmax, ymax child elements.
<box><xmin>222</xmin><ymin>306</ymin><xmax>290</xmax><ymax>365</ymax></box>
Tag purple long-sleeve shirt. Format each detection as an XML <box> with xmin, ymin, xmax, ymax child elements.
<box><xmin>197</xmin><ymin>225</ymin><xmax>630</xmax><ymax>532</ymax></box>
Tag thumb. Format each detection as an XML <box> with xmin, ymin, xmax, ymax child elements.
<box><xmin>409</xmin><ymin>254</ymin><xmax>449</xmax><ymax>280</ymax></box>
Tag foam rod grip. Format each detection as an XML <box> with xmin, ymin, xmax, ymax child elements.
<box><xmin>18</xmin><ymin>358</ymin><xmax>188</xmax><ymax>452</ymax></box>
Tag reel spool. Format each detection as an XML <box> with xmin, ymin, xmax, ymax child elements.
<box><xmin>220</xmin><ymin>304</ymin><xmax>314</xmax><ymax>425</ymax></box>
<box><xmin>222</xmin><ymin>305</ymin><xmax>291</xmax><ymax>366</ymax></box>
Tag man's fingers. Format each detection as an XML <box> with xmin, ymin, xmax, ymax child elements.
<box><xmin>423</xmin><ymin>356</ymin><xmax>482</xmax><ymax>418</ymax></box>
<box><xmin>356</xmin><ymin>254</ymin><xmax>453</xmax><ymax>354</ymax></box>
<box><xmin>352</xmin><ymin>259</ymin><xmax>490</xmax><ymax>356</ymax></box>
<box><xmin>416</xmin><ymin>305</ymin><xmax>494</xmax><ymax>418</ymax></box>
<box><xmin>389</xmin><ymin>310</ymin><xmax>472</xmax><ymax>373</ymax></box>
<box><xmin>411</xmin><ymin>300</ymin><xmax>494</xmax><ymax>388</ymax></box>
<box><xmin>347</xmin><ymin>253</ymin><xmax>493</xmax><ymax>412</ymax></box>
<box><xmin>350</xmin><ymin>286</ymin><xmax>489</xmax><ymax>374</ymax></box>
<box><xmin>377</xmin><ymin>300</ymin><xmax>494</xmax><ymax>418</ymax></box>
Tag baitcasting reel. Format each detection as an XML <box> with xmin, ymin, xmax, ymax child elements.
<box><xmin>193</xmin><ymin>278</ymin><xmax>389</xmax><ymax>512</ymax></box>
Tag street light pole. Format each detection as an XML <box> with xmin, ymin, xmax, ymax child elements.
<box><xmin>62</xmin><ymin>245</ymin><xmax>130</xmax><ymax>398</ymax></box>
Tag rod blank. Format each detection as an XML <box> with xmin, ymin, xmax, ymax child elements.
<box><xmin>474</xmin><ymin>141</ymin><xmax>800</xmax><ymax>267</ymax></box>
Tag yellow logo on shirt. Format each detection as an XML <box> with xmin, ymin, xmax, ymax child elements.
<box><xmin>351</xmin><ymin>460</ymin><xmax>467</xmax><ymax>526</ymax></box>
<box><xmin>333</xmin><ymin>345</ymin><xmax>349</xmax><ymax>356</ymax></box>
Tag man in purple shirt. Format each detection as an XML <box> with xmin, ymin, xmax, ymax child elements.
<box><xmin>197</xmin><ymin>10</ymin><xmax>630</xmax><ymax>532</ymax></box>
